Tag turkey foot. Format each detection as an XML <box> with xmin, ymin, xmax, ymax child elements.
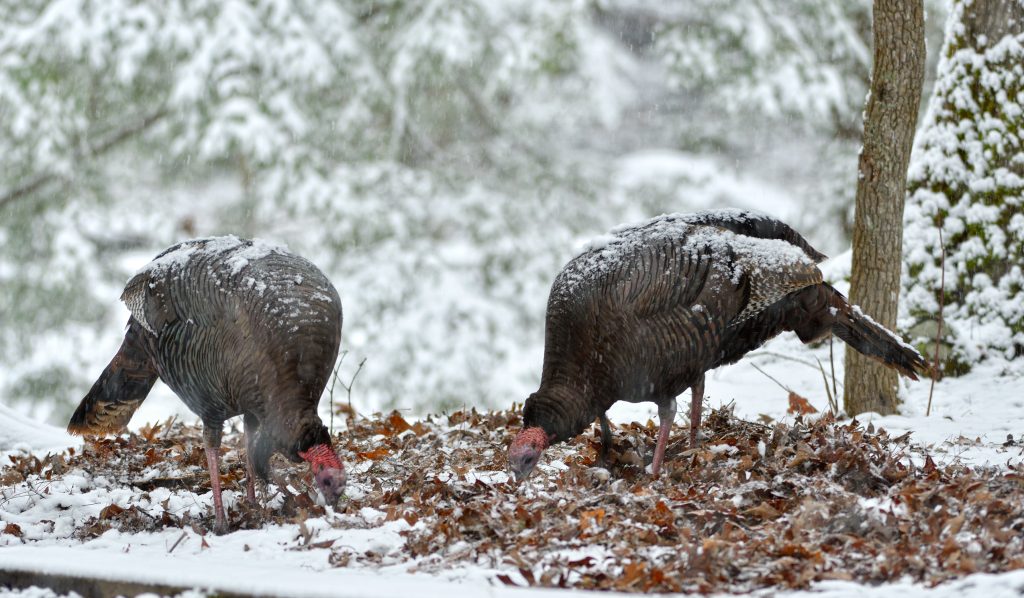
<box><xmin>203</xmin><ymin>441</ymin><xmax>228</xmax><ymax>535</ymax></box>
<box><xmin>651</xmin><ymin>398</ymin><xmax>677</xmax><ymax>477</ymax></box>
<box><xmin>689</xmin><ymin>375</ymin><xmax>704</xmax><ymax>447</ymax></box>
<box><xmin>244</xmin><ymin>456</ymin><xmax>258</xmax><ymax>505</ymax></box>
<box><xmin>598</xmin><ymin>414</ymin><xmax>613</xmax><ymax>468</ymax></box>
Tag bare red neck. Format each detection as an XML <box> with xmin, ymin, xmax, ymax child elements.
<box><xmin>511</xmin><ymin>426</ymin><xmax>550</xmax><ymax>453</ymax></box>
<box><xmin>298</xmin><ymin>443</ymin><xmax>343</xmax><ymax>474</ymax></box>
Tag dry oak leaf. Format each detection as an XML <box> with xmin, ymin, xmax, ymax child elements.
<box><xmin>787</xmin><ymin>392</ymin><xmax>817</xmax><ymax>416</ymax></box>
<box><xmin>356</xmin><ymin>447</ymin><xmax>390</xmax><ymax>461</ymax></box>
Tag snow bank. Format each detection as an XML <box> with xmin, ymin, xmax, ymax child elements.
<box><xmin>0</xmin><ymin>403</ymin><xmax>79</xmax><ymax>455</ymax></box>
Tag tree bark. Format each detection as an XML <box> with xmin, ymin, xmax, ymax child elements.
<box><xmin>843</xmin><ymin>0</ymin><xmax>926</xmax><ymax>415</ymax></box>
<box><xmin>959</xmin><ymin>0</ymin><xmax>1024</xmax><ymax>49</ymax></box>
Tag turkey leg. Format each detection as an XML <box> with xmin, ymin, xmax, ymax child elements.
<box><xmin>651</xmin><ymin>398</ymin><xmax>677</xmax><ymax>477</ymax></box>
<box><xmin>203</xmin><ymin>426</ymin><xmax>228</xmax><ymax>535</ymax></box>
<box><xmin>242</xmin><ymin>414</ymin><xmax>261</xmax><ymax>505</ymax></box>
<box><xmin>244</xmin><ymin>456</ymin><xmax>258</xmax><ymax>504</ymax></box>
<box><xmin>689</xmin><ymin>374</ymin><xmax>705</xmax><ymax>446</ymax></box>
<box><xmin>598</xmin><ymin>413</ymin><xmax>613</xmax><ymax>468</ymax></box>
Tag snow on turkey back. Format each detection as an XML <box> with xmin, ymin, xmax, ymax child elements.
<box><xmin>556</xmin><ymin>209</ymin><xmax>822</xmax><ymax>304</ymax></box>
<box><xmin>122</xmin><ymin>236</ymin><xmax>339</xmax><ymax>336</ymax></box>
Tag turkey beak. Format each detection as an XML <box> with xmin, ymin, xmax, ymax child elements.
<box><xmin>315</xmin><ymin>467</ymin><xmax>347</xmax><ymax>505</ymax></box>
<box><xmin>510</xmin><ymin>447</ymin><xmax>541</xmax><ymax>482</ymax></box>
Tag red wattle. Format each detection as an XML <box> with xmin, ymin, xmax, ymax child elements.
<box><xmin>298</xmin><ymin>443</ymin><xmax>343</xmax><ymax>474</ymax></box>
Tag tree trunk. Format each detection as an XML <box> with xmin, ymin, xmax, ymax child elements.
<box><xmin>843</xmin><ymin>0</ymin><xmax>926</xmax><ymax>415</ymax></box>
<box><xmin>959</xmin><ymin>0</ymin><xmax>1024</xmax><ymax>47</ymax></box>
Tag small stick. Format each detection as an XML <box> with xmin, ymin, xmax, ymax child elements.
<box><xmin>746</xmin><ymin>351</ymin><xmax>819</xmax><ymax>370</ymax></box>
<box><xmin>829</xmin><ymin>335</ymin><xmax>838</xmax><ymax>398</ymax></box>
<box><xmin>816</xmin><ymin>358</ymin><xmax>839</xmax><ymax>415</ymax></box>
<box><xmin>327</xmin><ymin>352</ymin><xmax>348</xmax><ymax>436</ymax></box>
<box><xmin>750</xmin><ymin>363</ymin><xmax>793</xmax><ymax>394</ymax></box>
<box><xmin>342</xmin><ymin>358</ymin><xmax>367</xmax><ymax>424</ymax></box>
<box><xmin>168</xmin><ymin>530</ymin><xmax>188</xmax><ymax>553</ymax></box>
<box><xmin>926</xmin><ymin>227</ymin><xmax>946</xmax><ymax>417</ymax></box>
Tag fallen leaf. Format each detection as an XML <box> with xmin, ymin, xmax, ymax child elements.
<box><xmin>745</xmin><ymin>502</ymin><xmax>782</xmax><ymax>520</ymax></box>
<box><xmin>100</xmin><ymin>504</ymin><xmax>125</xmax><ymax>520</ymax></box>
<box><xmin>356</xmin><ymin>447</ymin><xmax>390</xmax><ymax>461</ymax></box>
<box><xmin>578</xmin><ymin>508</ymin><xmax>605</xmax><ymax>532</ymax></box>
<box><xmin>385</xmin><ymin>411</ymin><xmax>412</xmax><ymax>436</ymax></box>
<box><xmin>787</xmin><ymin>392</ymin><xmax>817</xmax><ymax>415</ymax></box>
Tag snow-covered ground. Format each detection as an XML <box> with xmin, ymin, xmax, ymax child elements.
<box><xmin>2</xmin><ymin>325</ymin><xmax>1021</xmax><ymax>597</ymax></box>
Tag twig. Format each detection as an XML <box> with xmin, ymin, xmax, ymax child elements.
<box><xmin>749</xmin><ymin>363</ymin><xmax>793</xmax><ymax>394</ymax></box>
<box><xmin>341</xmin><ymin>359</ymin><xmax>367</xmax><ymax>427</ymax></box>
<box><xmin>327</xmin><ymin>352</ymin><xmax>366</xmax><ymax>436</ymax></box>
<box><xmin>816</xmin><ymin>358</ymin><xmax>839</xmax><ymax>415</ymax></box>
<box><xmin>327</xmin><ymin>352</ymin><xmax>348</xmax><ymax>436</ymax></box>
<box><xmin>167</xmin><ymin>530</ymin><xmax>188</xmax><ymax>554</ymax></box>
<box><xmin>926</xmin><ymin>227</ymin><xmax>946</xmax><ymax>417</ymax></box>
<box><xmin>161</xmin><ymin>415</ymin><xmax>178</xmax><ymax>440</ymax></box>
<box><xmin>829</xmin><ymin>335</ymin><xmax>839</xmax><ymax>398</ymax></box>
<box><xmin>746</xmin><ymin>351</ymin><xmax>821</xmax><ymax>370</ymax></box>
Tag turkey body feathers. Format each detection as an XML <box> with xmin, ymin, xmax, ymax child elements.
<box><xmin>523</xmin><ymin>209</ymin><xmax>926</xmax><ymax>449</ymax></box>
<box><xmin>69</xmin><ymin>236</ymin><xmax>343</xmax><ymax>475</ymax></box>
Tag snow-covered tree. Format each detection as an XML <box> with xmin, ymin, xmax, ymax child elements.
<box><xmin>0</xmin><ymin>0</ymin><xmax>638</xmax><ymax>419</ymax></box>
<box><xmin>902</xmin><ymin>0</ymin><xmax>1024</xmax><ymax>374</ymax></box>
<box><xmin>655</xmin><ymin>1</ymin><xmax>873</xmax><ymax>138</ymax></box>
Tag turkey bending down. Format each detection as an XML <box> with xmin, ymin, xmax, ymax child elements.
<box><xmin>68</xmin><ymin>236</ymin><xmax>345</xmax><ymax>534</ymax></box>
<box><xmin>509</xmin><ymin>209</ymin><xmax>930</xmax><ymax>480</ymax></box>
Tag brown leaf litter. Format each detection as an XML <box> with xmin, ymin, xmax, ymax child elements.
<box><xmin>3</xmin><ymin>406</ymin><xmax>1024</xmax><ymax>593</ymax></box>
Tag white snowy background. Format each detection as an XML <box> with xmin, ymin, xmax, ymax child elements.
<box><xmin>2</xmin><ymin>0</ymin><xmax>1023</xmax><ymax>596</ymax></box>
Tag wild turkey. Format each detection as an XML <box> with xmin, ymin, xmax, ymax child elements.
<box><xmin>508</xmin><ymin>209</ymin><xmax>929</xmax><ymax>480</ymax></box>
<box><xmin>68</xmin><ymin>236</ymin><xmax>345</xmax><ymax>534</ymax></box>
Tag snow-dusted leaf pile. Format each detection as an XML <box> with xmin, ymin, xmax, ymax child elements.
<box><xmin>3</xmin><ymin>409</ymin><xmax>1024</xmax><ymax>593</ymax></box>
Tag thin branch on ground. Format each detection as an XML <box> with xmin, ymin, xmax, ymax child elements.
<box><xmin>816</xmin><ymin>358</ymin><xmax>839</xmax><ymax>415</ymax></box>
<box><xmin>750</xmin><ymin>362</ymin><xmax>794</xmax><ymax>394</ymax></box>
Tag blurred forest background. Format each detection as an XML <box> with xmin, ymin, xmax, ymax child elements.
<box><xmin>1</xmin><ymin>0</ymin><xmax>1020</xmax><ymax>424</ymax></box>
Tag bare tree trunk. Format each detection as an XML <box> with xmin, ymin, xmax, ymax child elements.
<box><xmin>960</xmin><ymin>0</ymin><xmax>1024</xmax><ymax>47</ymax></box>
<box><xmin>843</xmin><ymin>0</ymin><xmax>926</xmax><ymax>415</ymax></box>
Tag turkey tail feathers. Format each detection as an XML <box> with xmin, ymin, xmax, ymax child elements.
<box><xmin>67</xmin><ymin>323</ymin><xmax>158</xmax><ymax>435</ymax></box>
<box><xmin>827</xmin><ymin>286</ymin><xmax>931</xmax><ymax>380</ymax></box>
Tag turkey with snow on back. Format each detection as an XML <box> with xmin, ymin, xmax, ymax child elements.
<box><xmin>68</xmin><ymin>236</ymin><xmax>346</xmax><ymax>534</ymax></box>
<box><xmin>508</xmin><ymin>209</ymin><xmax>930</xmax><ymax>480</ymax></box>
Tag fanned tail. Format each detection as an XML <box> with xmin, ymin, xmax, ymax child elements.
<box><xmin>68</xmin><ymin>321</ymin><xmax>158</xmax><ymax>435</ymax></box>
<box><xmin>827</xmin><ymin>285</ymin><xmax>930</xmax><ymax>380</ymax></box>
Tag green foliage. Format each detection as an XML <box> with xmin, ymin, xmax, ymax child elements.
<box><xmin>903</xmin><ymin>0</ymin><xmax>1024</xmax><ymax>373</ymax></box>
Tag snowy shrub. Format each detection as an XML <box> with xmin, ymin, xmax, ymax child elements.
<box><xmin>903</xmin><ymin>0</ymin><xmax>1024</xmax><ymax>374</ymax></box>
<box><xmin>2</xmin><ymin>0</ymin><xmax>946</xmax><ymax>421</ymax></box>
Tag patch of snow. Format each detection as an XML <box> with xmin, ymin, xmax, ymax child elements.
<box><xmin>0</xmin><ymin>403</ymin><xmax>80</xmax><ymax>455</ymax></box>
